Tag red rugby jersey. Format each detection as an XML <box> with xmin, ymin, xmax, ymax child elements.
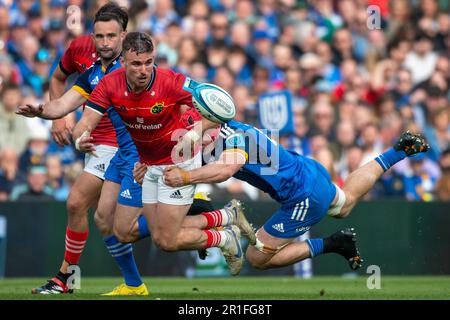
<box><xmin>59</xmin><ymin>35</ymin><xmax>117</xmax><ymax>147</ymax></box>
<box><xmin>59</xmin><ymin>35</ymin><xmax>97</xmax><ymax>75</ymax></box>
<box><xmin>86</xmin><ymin>66</ymin><xmax>195</xmax><ymax>165</ymax></box>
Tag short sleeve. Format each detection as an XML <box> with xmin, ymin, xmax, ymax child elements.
<box><xmin>173</xmin><ymin>74</ymin><xmax>194</xmax><ymax>108</ymax></box>
<box><xmin>85</xmin><ymin>77</ymin><xmax>111</xmax><ymax>115</ymax></box>
<box><xmin>59</xmin><ymin>42</ymin><xmax>76</xmax><ymax>76</ymax></box>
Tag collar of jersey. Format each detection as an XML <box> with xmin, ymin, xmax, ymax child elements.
<box><xmin>94</xmin><ymin>54</ymin><xmax>122</xmax><ymax>73</ymax></box>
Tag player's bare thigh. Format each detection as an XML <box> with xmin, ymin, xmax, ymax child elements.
<box><xmin>67</xmin><ymin>171</ymin><xmax>103</xmax><ymax>213</ymax></box>
<box><xmin>94</xmin><ymin>180</ymin><xmax>120</xmax><ymax>235</ymax></box>
<box><xmin>68</xmin><ymin>144</ymin><xmax>117</xmax><ymax>214</ymax></box>
<box><xmin>246</xmin><ymin>227</ymin><xmax>296</xmax><ymax>266</ymax></box>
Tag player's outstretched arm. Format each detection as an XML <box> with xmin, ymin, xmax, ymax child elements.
<box><xmin>16</xmin><ymin>89</ymin><xmax>86</xmax><ymax>120</ymax></box>
<box><xmin>50</xmin><ymin>65</ymin><xmax>77</xmax><ymax>146</ymax></box>
<box><xmin>163</xmin><ymin>149</ymin><xmax>245</xmax><ymax>187</ymax></box>
<box><xmin>72</xmin><ymin>107</ymin><xmax>103</xmax><ymax>155</ymax></box>
<box><xmin>50</xmin><ymin>65</ymin><xmax>68</xmax><ymax>101</ymax></box>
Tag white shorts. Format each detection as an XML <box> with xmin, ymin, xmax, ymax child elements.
<box><xmin>84</xmin><ymin>144</ymin><xmax>118</xmax><ymax>180</ymax></box>
<box><xmin>142</xmin><ymin>153</ymin><xmax>202</xmax><ymax>205</ymax></box>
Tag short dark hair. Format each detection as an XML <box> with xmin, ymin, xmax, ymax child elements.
<box><xmin>94</xmin><ymin>2</ymin><xmax>128</xmax><ymax>31</ymax></box>
<box><xmin>123</xmin><ymin>32</ymin><xmax>154</xmax><ymax>55</ymax></box>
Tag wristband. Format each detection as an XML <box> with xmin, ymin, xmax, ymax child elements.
<box><xmin>180</xmin><ymin>169</ymin><xmax>191</xmax><ymax>185</ymax></box>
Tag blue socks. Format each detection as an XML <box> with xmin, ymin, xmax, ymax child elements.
<box><xmin>137</xmin><ymin>215</ymin><xmax>150</xmax><ymax>239</ymax></box>
<box><xmin>104</xmin><ymin>235</ymin><xmax>142</xmax><ymax>287</ymax></box>
<box><xmin>375</xmin><ymin>148</ymin><xmax>406</xmax><ymax>172</ymax></box>
<box><xmin>102</xmin><ymin>216</ymin><xmax>149</xmax><ymax>286</ymax></box>
<box><xmin>306</xmin><ymin>238</ymin><xmax>324</xmax><ymax>257</ymax></box>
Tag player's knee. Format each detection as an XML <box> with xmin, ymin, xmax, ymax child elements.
<box><xmin>335</xmin><ymin>209</ymin><xmax>350</xmax><ymax>219</ymax></box>
<box><xmin>246</xmin><ymin>247</ymin><xmax>269</xmax><ymax>270</ymax></box>
<box><xmin>94</xmin><ymin>211</ymin><xmax>110</xmax><ymax>235</ymax></box>
<box><xmin>335</xmin><ymin>191</ymin><xmax>355</xmax><ymax>219</ymax></box>
<box><xmin>328</xmin><ymin>187</ymin><xmax>354</xmax><ymax>219</ymax></box>
<box><xmin>113</xmin><ymin>224</ymin><xmax>134</xmax><ymax>244</ymax></box>
<box><xmin>249</xmin><ymin>258</ymin><xmax>269</xmax><ymax>270</ymax></box>
<box><xmin>67</xmin><ymin>192</ymin><xmax>88</xmax><ymax>216</ymax></box>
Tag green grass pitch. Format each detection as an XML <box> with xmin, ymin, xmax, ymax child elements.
<box><xmin>0</xmin><ymin>276</ymin><xmax>449</xmax><ymax>300</ymax></box>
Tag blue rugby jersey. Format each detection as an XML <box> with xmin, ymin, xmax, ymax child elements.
<box><xmin>213</xmin><ymin>120</ymin><xmax>327</xmax><ymax>205</ymax></box>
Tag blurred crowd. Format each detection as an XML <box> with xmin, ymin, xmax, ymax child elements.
<box><xmin>0</xmin><ymin>0</ymin><xmax>449</xmax><ymax>202</ymax></box>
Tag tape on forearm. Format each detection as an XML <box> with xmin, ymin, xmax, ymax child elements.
<box><xmin>75</xmin><ymin>130</ymin><xmax>89</xmax><ymax>151</ymax></box>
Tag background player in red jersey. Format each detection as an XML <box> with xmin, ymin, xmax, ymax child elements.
<box><xmin>18</xmin><ymin>3</ymin><xmax>129</xmax><ymax>294</ymax></box>
<box><xmin>49</xmin><ymin>33</ymin><xmax>96</xmax><ymax>146</ymax></box>
<box><xmin>73</xmin><ymin>32</ymin><xmax>255</xmax><ymax>276</ymax></box>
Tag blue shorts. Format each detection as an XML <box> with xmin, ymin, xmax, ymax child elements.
<box><xmin>104</xmin><ymin>154</ymin><xmax>142</xmax><ymax>208</ymax></box>
<box><xmin>263</xmin><ymin>161</ymin><xmax>336</xmax><ymax>238</ymax></box>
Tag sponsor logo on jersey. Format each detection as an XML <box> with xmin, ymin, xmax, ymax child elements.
<box><xmin>272</xmin><ymin>223</ymin><xmax>284</xmax><ymax>233</ymax></box>
<box><xmin>90</xmin><ymin>75</ymin><xmax>99</xmax><ymax>86</ymax></box>
<box><xmin>150</xmin><ymin>102</ymin><xmax>165</xmax><ymax>114</ymax></box>
<box><xmin>124</xmin><ymin>122</ymin><xmax>163</xmax><ymax>130</ymax></box>
<box><xmin>169</xmin><ymin>190</ymin><xmax>183</xmax><ymax>199</ymax></box>
<box><xmin>295</xmin><ymin>226</ymin><xmax>311</xmax><ymax>233</ymax></box>
<box><xmin>120</xmin><ymin>189</ymin><xmax>132</xmax><ymax>199</ymax></box>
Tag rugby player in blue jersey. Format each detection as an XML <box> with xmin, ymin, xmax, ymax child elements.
<box><xmin>158</xmin><ymin>120</ymin><xmax>429</xmax><ymax>273</ymax></box>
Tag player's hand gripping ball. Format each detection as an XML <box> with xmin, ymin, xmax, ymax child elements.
<box><xmin>192</xmin><ymin>83</ymin><xmax>236</xmax><ymax>123</ymax></box>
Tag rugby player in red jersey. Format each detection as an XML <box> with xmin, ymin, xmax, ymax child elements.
<box><xmin>73</xmin><ymin>32</ymin><xmax>256</xmax><ymax>276</ymax></box>
<box><xmin>50</xmin><ymin>34</ymin><xmax>96</xmax><ymax>145</ymax></box>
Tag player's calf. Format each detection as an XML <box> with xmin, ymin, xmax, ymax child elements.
<box><xmin>113</xmin><ymin>223</ymin><xmax>136</xmax><ymax>244</ymax></box>
<box><xmin>151</xmin><ymin>230</ymin><xmax>182</xmax><ymax>252</ymax></box>
<box><xmin>246</xmin><ymin>228</ymin><xmax>291</xmax><ymax>270</ymax></box>
<box><xmin>94</xmin><ymin>210</ymin><xmax>113</xmax><ymax>236</ymax></box>
<box><xmin>329</xmin><ymin>131</ymin><xmax>430</xmax><ymax>220</ymax></box>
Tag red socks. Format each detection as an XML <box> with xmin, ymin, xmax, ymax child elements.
<box><xmin>204</xmin><ymin>230</ymin><xmax>222</xmax><ymax>248</ymax></box>
<box><xmin>64</xmin><ymin>227</ymin><xmax>88</xmax><ymax>265</ymax></box>
<box><xmin>201</xmin><ymin>210</ymin><xmax>224</xmax><ymax>229</ymax></box>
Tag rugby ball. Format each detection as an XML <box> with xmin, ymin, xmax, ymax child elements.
<box><xmin>192</xmin><ymin>83</ymin><xmax>236</xmax><ymax>123</ymax></box>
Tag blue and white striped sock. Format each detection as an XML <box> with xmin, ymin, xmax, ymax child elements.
<box><xmin>104</xmin><ymin>235</ymin><xmax>142</xmax><ymax>287</ymax></box>
<box><xmin>375</xmin><ymin>148</ymin><xmax>407</xmax><ymax>172</ymax></box>
<box><xmin>306</xmin><ymin>238</ymin><xmax>324</xmax><ymax>257</ymax></box>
